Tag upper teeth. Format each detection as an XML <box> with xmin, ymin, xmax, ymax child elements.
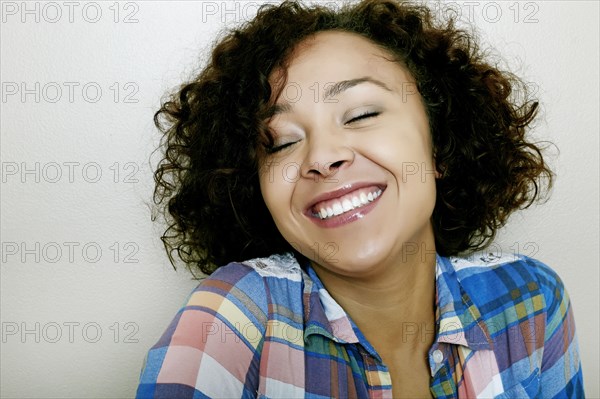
<box><xmin>317</xmin><ymin>189</ymin><xmax>382</xmax><ymax>219</ymax></box>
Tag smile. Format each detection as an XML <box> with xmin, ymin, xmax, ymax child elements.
<box><xmin>313</xmin><ymin>187</ymin><xmax>383</xmax><ymax>220</ymax></box>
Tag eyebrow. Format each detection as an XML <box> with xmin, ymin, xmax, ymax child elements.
<box><xmin>322</xmin><ymin>77</ymin><xmax>392</xmax><ymax>101</ymax></box>
<box><xmin>266</xmin><ymin>77</ymin><xmax>392</xmax><ymax>117</ymax></box>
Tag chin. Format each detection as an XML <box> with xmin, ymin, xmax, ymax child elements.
<box><xmin>318</xmin><ymin>244</ymin><xmax>392</xmax><ymax>276</ymax></box>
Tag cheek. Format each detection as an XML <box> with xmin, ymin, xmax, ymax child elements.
<box><xmin>362</xmin><ymin>127</ymin><xmax>436</xmax><ymax>210</ymax></box>
<box><xmin>362</xmin><ymin>135</ymin><xmax>434</xmax><ymax>178</ymax></box>
<box><xmin>258</xmin><ymin>163</ymin><xmax>295</xmax><ymax>221</ymax></box>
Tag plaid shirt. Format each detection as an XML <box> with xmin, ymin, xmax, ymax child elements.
<box><xmin>136</xmin><ymin>252</ymin><xmax>584</xmax><ymax>398</ymax></box>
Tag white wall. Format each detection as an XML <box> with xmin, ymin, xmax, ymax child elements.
<box><xmin>1</xmin><ymin>1</ymin><xmax>598</xmax><ymax>397</ymax></box>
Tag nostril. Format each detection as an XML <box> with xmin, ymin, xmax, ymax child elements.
<box><xmin>328</xmin><ymin>160</ymin><xmax>345</xmax><ymax>169</ymax></box>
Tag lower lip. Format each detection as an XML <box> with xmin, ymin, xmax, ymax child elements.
<box><xmin>307</xmin><ymin>191</ymin><xmax>384</xmax><ymax>228</ymax></box>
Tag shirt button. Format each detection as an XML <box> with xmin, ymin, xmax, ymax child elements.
<box><xmin>432</xmin><ymin>349</ymin><xmax>444</xmax><ymax>363</ymax></box>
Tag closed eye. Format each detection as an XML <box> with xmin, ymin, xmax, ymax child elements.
<box><xmin>266</xmin><ymin>141</ymin><xmax>298</xmax><ymax>154</ymax></box>
<box><xmin>346</xmin><ymin>111</ymin><xmax>380</xmax><ymax>124</ymax></box>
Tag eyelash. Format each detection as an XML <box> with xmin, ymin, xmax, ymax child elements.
<box><xmin>266</xmin><ymin>111</ymin><xmax>380</xmax><ymax>154</ymax></box>
<box><xmin>266</xmin><ymin>141</ymin><xmax>297</xmax><ymax>154</ymax></box>
<box><xmin>346</xmin><ymin>111</ymin><xmax>380</xmax><ymax>124</ymax></box>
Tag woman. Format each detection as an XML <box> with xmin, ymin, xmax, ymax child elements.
<box><xmin>136</xmin><ymin>0</ymin><xmax>584</xmax><ymax>397</ymax></box>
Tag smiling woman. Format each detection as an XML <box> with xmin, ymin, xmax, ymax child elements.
<box><xmin>136</xmin><ymin>1</ymin><xmax>584</xmax><ymax>398</ymax></box>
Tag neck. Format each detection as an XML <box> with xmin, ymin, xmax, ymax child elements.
<box><xmin>310</xmin><ymin>227</ymin><xmax>437</xmax><ymax>349</ymax></box>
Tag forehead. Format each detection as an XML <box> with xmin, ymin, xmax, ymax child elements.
<box><xmin>271</xmin><ymin>30</ymin><xmax>414</xmax><ymax>92</ymax></box>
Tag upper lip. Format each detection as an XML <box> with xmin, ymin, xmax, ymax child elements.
<box><xmin>305</xmin><ymin>182</ymin><xmax>387</xmax><ymax>213</ymax></box>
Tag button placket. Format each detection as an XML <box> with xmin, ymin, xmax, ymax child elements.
<box><xmin>432</xmin><ymin>349</ymin><xmax>444</xmax><ymax>364</ymax></box>
<box><xmin>428</xmin><ymin>344</ymin><xmax>451</xmax><ymax>376</ymax></box>
<box><xmin>359</xmin><ymin>348</ymin><xmax>393</xmax><ymax>398</ymax></box>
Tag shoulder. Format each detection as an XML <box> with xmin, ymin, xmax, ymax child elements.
<box><xmin>446</xmin><ymin>252</ymin><xmax>564</xmax><ymax>297</ymax></box>
<box><xmin>136</xmin><ymin>253</ymin><xmax>305</xmax><ymax>398</ymax></box>
<box><xmin>444</xmin><ymin>253</ymin><xmax>584</xmax><ymax>396</ymax></box>
<box><xmin>207</xmin><ymin>252</ymin><xmax>305</xmax><ymax>304</ymax></box>
<box><xmin>183</xmin><ymin>252</ymin><xmax>305</xmax><ymax>328</ymax></box>
<box><xmin>443</xmin><ymin>252</ymin><xmax>569</xmax><ymax>322</ymax></box>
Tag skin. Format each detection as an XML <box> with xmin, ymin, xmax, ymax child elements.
<box><xmin>258</xmin><ymin>30</ymin><xmax>438</xmax><ymax>398</ymax></box>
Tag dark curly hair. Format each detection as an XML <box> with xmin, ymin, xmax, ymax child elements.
<box><xmin>152</xmin><ymin>0</ymin><xmax>553</xmax><ymax>275</ymax></box>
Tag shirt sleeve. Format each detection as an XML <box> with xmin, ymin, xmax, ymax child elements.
<box><xmin>135</xmin><ymin>263</ymin><xmax>269</xmax><ymax>399</ymax></box>
<box><xmin>534</xmin><ymin>259</ymin><xmax>585</xmax><ymax>398</ymax></box>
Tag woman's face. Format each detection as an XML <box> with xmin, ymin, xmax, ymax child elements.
<box><xmin>258</xmin><ymin>31</ymin><xmax>437</xmax><ymax>278</ymax></box>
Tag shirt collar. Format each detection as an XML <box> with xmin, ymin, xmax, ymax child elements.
<box><xmin>301</xmin><ymin>261</ymin><xmax>359</xmax><ymax>343</ymax></box>
<box><xmin>435</xmin><ymin>254</ymin><xmax>493</xmax><ymax>350</ymax></box>
<box><xmin>300</xmin><ymin>253</ymin><xmax>493</xmax><ymax>352</ymax></box>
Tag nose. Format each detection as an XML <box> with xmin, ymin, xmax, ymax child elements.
<box><xmin>300</xmin><ymin>129</ymin><xmax>355</xmax><ymax>180</ymax></box>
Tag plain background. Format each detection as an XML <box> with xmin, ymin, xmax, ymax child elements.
<box><xmin>1</xmin><ymin>0</ymin><xmax>598</xmax><ymax>397</ymax></box>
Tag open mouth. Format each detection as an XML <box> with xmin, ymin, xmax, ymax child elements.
<box><xmin>310</xmin><ymin>186</ymin><xmax>384</xmax><ymax>220</ymax></box>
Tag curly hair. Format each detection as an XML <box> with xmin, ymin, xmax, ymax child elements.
<box><xmin>153</xmin><ymin>0</ymin><xmax>553</xmax><ymax>275</ymax></box>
